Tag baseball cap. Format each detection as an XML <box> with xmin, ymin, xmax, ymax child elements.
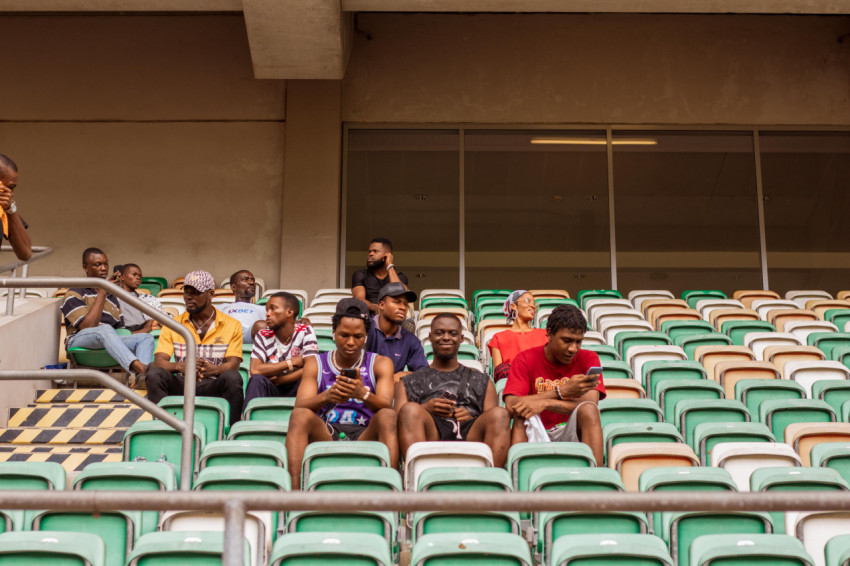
<box><xmin>334</xmin><ymin>297</ymin><xmax>371</xmax><ymax>320</ymax></box>
<box><xmin>183</xmin><ymin>270</ymin><xmax>215</xmax><ymax>293</ymax></box>
<box><xmin>378</xmin><ymin>282</ymin><xmax>417</xmax><ymax>303</ymax></box>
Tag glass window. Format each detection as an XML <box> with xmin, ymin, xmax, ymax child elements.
<box><xmin>464</xmin><ymin>130</ymin><xmax>611</xmax><ymax>295</ymax></box>
<box><xmin>344</xmin><ymin>129</ymin><xmax>460</xmax><ymax>297</ymax></box>
<box><xmin>612</xmin><ymin>131</ymin><xmax>762</xmax><ymax>295</ymax></box>
<box><xmin>760</xmin><ymin>132</ymin><xmax>850</xmax><ymax>294</ymax></box>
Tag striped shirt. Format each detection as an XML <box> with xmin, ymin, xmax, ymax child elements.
<box><xmin>251</xmin><ymin>324</ymin><xmax>319</xmax><ymax>364</ymax></box>
<box><xmin>155</xmin><ymin>309</ymin><xmax>243</xmax><ymax>366</ymax></box>
<box><xmin>60</xmin><ymin>287</ymin><xmax>124</xmax><ymax>337</ymax></box>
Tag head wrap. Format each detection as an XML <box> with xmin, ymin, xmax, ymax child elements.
<box><xmin>503</xmin><ymin>289</ymin><xmax>528</xmax><ymax>323</ymax></box>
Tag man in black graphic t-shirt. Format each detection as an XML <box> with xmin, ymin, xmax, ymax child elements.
<box><xmin>394</xmin><ymin>313</ymin><xmax>511</xmax><ymax>467</ymax></box>
<box><xmin>351</xmin><ymin>237</ymin><xmax>409</xmax><ymax>313</ymax></box>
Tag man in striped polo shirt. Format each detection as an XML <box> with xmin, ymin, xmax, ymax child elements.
<box><xmin>61</xmin><ymin>248</ymin><xmax>154</xmax><ymax>383</ymax></box>
<box><xmin>146</xmin><ymin>270</ymin><xmax>244</xmax><ymax>425</ymax></box>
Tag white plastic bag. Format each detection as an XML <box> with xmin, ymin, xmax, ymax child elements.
<box><xmin>524</xmin><ymin>415</ymin><xmax>550</xmax><ymax>442</ymax></box>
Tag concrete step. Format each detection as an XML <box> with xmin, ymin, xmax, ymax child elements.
<box><xmin>34</xmin><ymin>389</ymin><xmax>146</xmax><ymax>404</ymax></box>
<box><xmin>8</xmin><ymin>405</ymin><xmax>151</xmax><ymax>428</ymax></box>
<box><xmin>0</xmin><ymin>444</ymin><xmax>123</xmax><ymax>472</ymax></box>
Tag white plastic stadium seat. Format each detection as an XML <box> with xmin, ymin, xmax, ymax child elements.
<box><xmin>793</xmin><ymin>511</ymin><xmax>850</xmax><ymax>566</ymax></box>
<box><xmin>784</xmin><ymin>321</ymin><xmax>838</xmax><ymax>344</ymax></box>
<box><xmin>628</xmin><ymin>290</ymin><xmax>675</xmax><ymax>312</ymax></box>
<box><xmin>786</xmin><ymin>290</ymin><xmax>833</xmax><ymax>309</ymax></box>
<box><xmin>263</xmin><ymin>289</ymin><xmax>309</xmax><ymax>309</ymax></box>
<box><xmin>404</xmin><ymin>441</ymin><xmax>493</xmax><ymax>491</ymax></box>
<box><xmin>458</xmin><ymin>359</ymin><xmax>486</xmax><ymax>373</ymax></box>
<box><xmin>751</xmin><ymin>300</ymin><xmax>802</xmax><ymax>320</ymax></box>
<box><xmin>582</xmin><ymin>331</ymin><xmax>605</xmax><ymax>346</ymax></box>
<box><xmin>585</xmin><ymin>299</ymin><xmax>633</xmax><ymax>326</ymax></box>
<box><xmin>593</xmin><ymin>308</ymin><xmax>644</xmax><ymax>332</ymax></box>
<box><xmin>626</xmin><ymin>345</ymin><xmax>687</xmax><ymax>384</ymax></box>
<box><xmin>160</xmin><ymin>510</ymin><xmax>268</xmax><ymax>566</ymax></box>
<box><xmin>603</xmin><ymin>321</ymin><xmax>654</xmax><ymax>346</ymax></box>
<box><xmin>711</xmin><ymin>442</ymin><xmax>801</xmax><ymax>492</ymax></box>
<box><xmin>695</xmin><ymin>299</ymin><xmax>745</xmax><ymax>319</ymax></box>
<box><xmin>743</xmin><ymin>332</ymin><xmax>802</xmax><ymax>361</ymax></box>
<box><xmin>783</xmin><ymin>360</ymin><xmax>850</xmax><ymax>397</ymax></box>
<box><xmin>419</xmin><ymin>289</ymin><xmax>465</xmax><ymax>300</ymax></box>
<box><xmin>313</xmin><ymin>288</ymin><xmax>352</xmax><ymax>302</ymax></box>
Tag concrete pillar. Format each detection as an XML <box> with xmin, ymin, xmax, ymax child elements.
<box><xmin>279</xmin><ymin>80</ymin><xmax>343</xmax><ymax>298</ymax></box>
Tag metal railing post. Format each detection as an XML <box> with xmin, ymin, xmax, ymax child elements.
<box><xmin>223</xmin><ymin>500</ymin><xmax>246</xmax><ymax>566</ymax></box>
<box><xmin>0</xmin><ymin>246</ymin><xmax>54</xmax><ymax>316</ymax></box>
<box><xmin>0</xmin><ymin>276</ymin><xmax>196</xmax><ymax>489</ymax></box>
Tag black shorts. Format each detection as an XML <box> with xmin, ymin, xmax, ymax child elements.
<box><xmin>432</xmin><ymin>415</ymin><xmax>477</xmax><ymax>441</ymax></box>
<box><xmin>325</xmin><ymin>422</ymin><xmax>367</xmax><ymax>441</ymax></box>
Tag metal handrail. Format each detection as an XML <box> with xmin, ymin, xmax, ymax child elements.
<box><xmin>0</xmin><ymin>276</ymin><xmax>197</xmax><ymax>490</ymax></box>
<box><xmin>0</xmin><ymin>245</ymin><xmax>53</xmax><ymax>315</ymax></box>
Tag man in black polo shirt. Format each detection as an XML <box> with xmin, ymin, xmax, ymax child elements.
<box><xmin>351</xmin><ymin>237</ymin><xmax>409</xmax><ymax>314</ymax></box>
<box><xmin>0</xmin><ymin>154</ymin><xmax>32</xmax><ymax>261</ymax></box>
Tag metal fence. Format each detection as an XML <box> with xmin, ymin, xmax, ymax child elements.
<box><xmin>0</xmin><ymin>245</ymin><xmax>53</xmax><ymax>316</ymax></box>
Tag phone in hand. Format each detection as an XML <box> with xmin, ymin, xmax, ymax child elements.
<box><xmin>441</xmin><ymin>390</ymin><xmax>458</xmax><ymax>402</ymax></box>
<box><xmin>586</xmin><ymin>366</ymin><xmax>602</xmax><ymax>385</ymax></box>
<box><xmin>339</xmin><ymin>368</ymin><xmax>358</xmax><ymax>380</ymax></box>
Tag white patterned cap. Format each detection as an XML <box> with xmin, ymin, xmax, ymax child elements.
<box><xmin>184</xmin><ymin>270</ymin><xmax>215</xmax><ymax>293</ymax></box>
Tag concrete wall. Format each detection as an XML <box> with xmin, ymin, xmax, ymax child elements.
<box><xmin>0</xmin><ymin>15</ymin><xmax>286</xmax><ymax>288</ymax></box>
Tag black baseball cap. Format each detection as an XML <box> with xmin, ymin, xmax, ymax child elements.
<box><xmin>378</xmin><ymin>282</ymin><xmax>417</xmax><ymax>303</ymax></box>
<box><xmin>334</xmin><ymin>297</ymin><xmax>371</xmax><ymax>320</ymax></box>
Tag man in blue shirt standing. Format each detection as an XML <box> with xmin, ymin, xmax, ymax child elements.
<box><xmin>366</xmin><ymin>282</ymin><xmax>428</xmax><ymax>383</ymax></box>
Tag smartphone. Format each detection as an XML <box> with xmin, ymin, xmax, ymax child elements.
<box><xmin>339</xmin><ymin>368</ymin><xmax>358</xmax><ymax>380</ymax></box>
<box><xmin>586</xmin><ymin>367</ymin><xmax>603</xmax><ymax>376</ymax></box>
<box><xmin>441</xmin><ymin>390</ymin><xmax>458</xmax><ymax>402</ymax></box>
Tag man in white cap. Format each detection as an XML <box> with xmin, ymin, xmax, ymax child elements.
<box><xmin>146</xmin><ymin>270</ymin><xmax>244</xmax><ymax>425</ymax></box>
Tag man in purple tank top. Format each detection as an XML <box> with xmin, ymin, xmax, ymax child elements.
<box><xmin>286</xmin><ymin>298</ymin><xmax>398</xmax><ymax>488</ymax></box>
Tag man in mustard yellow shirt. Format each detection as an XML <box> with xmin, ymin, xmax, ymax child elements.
<box><xmin>146</xmin><ymin>270</ymin><xmax>244</xmax><ymax>425</ymax></box>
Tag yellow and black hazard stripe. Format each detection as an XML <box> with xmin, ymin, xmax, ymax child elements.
<box><xmin>0</xmin><ymin>428</ymin><xmax>126</xmax><ymax>445</ymax></box>
<box><xmin>35</xmin><ymin>389</ymin><xmax>146</xmax><ymax>404</ymax></box>
<box><xmin>0</xmin><ymin>445</ymin><xmax>122</xmax><ymax>471</ymax></box>
<box><xmin>8</xmin><ymin>406</ymin><xmax>151</xmax><ymax>428</ymax></box>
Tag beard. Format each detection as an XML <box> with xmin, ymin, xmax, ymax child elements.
<box><xmin>368</xmin><ymin>257</ymin><xmax>386</xmax><ymax>270</ymax></box>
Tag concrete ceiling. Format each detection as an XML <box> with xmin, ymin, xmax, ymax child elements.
<box><xmin>2</xmin><ymin>0</ymin><xmax>849</xmax><ymax>79</ymax></box>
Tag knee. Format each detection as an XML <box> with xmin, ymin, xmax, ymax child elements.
<box><xmin>139</xmin><ymin>334</ymin><xmax>155</xmax><ymax>346</ymax></box>
<box><xmin>288</xmin><ymin>407</ymin><xmax>315</xmax><ymax>428</ymax></box>
<box><xmin>576</xmin><ymin>403</ymin><xmax>601</xmax><ymax>427</ymax></box>
<box><xmin>146</xmin><ymin>366</ymin><xmax>169</xmax><ymax>384</ymax></box>
<box><xmin>397</xmin><ymin>402</ymin><xmax>426</xmax><ymax>426</ymax></box>
<box><xmin>485</xmin><ymin>406</ymin><xmax>511</xmax><ymax>429</ymax></box>
<box><xmin>219</xmin><ymin>370</ymin><xmax>244</xmax><ymax>388</ymax></box>
<box><xmin>374</xmin><ymin>408</ymin><xmax>398</xmax><ymax>432</ymax></box>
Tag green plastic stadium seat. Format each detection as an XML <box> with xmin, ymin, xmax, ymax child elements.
<box><xmin>550</xmin><ymin>533</ymin><xmax>671</xmax><ymax>566</ymax></box>
<box><xmin>735</xmin><ymin>379</ymin><xmax>806</xmax><ymax>416</ymax></box>
<box><xmin>758</xmin><ymin>399</ymin><xmax>836</xmax><ymax>438</ymax></box>
<box><xmin>535</xmin><ymin>298</ymin><xmax>579</xmax><ymax>310</ymax></box>
<box><xmin>812</xmin><ymin>443</ymin><xmax>850</xmax><ymax>485</ymax></box>
<box><xmin>603</xmin><ymin>422</ymin><xmax>683</xmax><ymax>458</ymax></box>
<box><xmin>67</xmin><ymin>346</ymin><xmax>123</xmax><ymax>369</ymax></box>
<box><xmin>750</xmin><ymin>467</ymin><xmax>849</xmax><ymax>534</ymax></box>
<box><xmin>599</xmin><ymin>360</ymin><xmax>633</xmax><ymax>380</ymax></box>
<box><xmin>689</xmin><ymin>533</ymin><xmax>812</xmax><ymax>566</ymax></box>
<box><xmin>639</xmin><ymin>466</ymin><xmax>737</xmax><ymax>533</ymax></box>
<box><xmin>692</xmin><ymin>422</ymin><xmax>774</xmax><ymax>465</ymax></box>
<box><xmin>142</xmin><ymin>276</ymin><xmax>167</xmax><ymax>294</ymax></box>
<box><xmin>659</xmin><ymin>511</ymin><xmax>773</xmax><ymax>566</ymax></box>
<box><xmin>825</xmin><ymin>533</ymin><xmax>850</xmax><ymax>566</ymax></box>
<box><xmin>674</xmin><ymin>399</ymin><xmax>751</xmax><ymax>448</ymax></box>
<box><xmin>272</xmin><ymin>532</ymin><xmax>392</xmax><ymax>565</ymax></box>
<box><xmin>411</xmin><ymin>511</ymin><xmax>521</xmax><ymax>542</ymax></box>
<box><xmin>411</xmin><ymin>532</ymin><xmax>531</xmax><ymax>565</ymax></box>
<box><xmin>417</xmin><ymin>467</ymin><xmax>511</xmax><ymax>492</ymax></box>
<box><xmin>420</xmin><ymin>296</ymin><xmax>469</xmax><ymax>310</ymax></box>
<box><xmin>584</xmin><ymin>344</ymin><xmax>619</xmax><ymax>362</ymax></box>
<box><xmin>243</xmin><ymin>397</ymin><xmax>296</xmax><ymax>423</ymax></box>
<box><xmin>656</xmin><ymin>380</ymin><xmax>724</xmax><ymax>424</ymax></box>
<box><xmin>301</xmin><ymin>441</ymin><xmax>390</xmax><ymax>488</ymax></box>
<box><xmin>682</xmin><ymin>290</ymin><xmax>728</xmax><ymax>309</ymax></box>
<box><xmin>539</xmin><ymin>513</ymin><xmax>649</xmax><ymax>566</ymax></box>
<box><xmin>642</xmin><ymin>360</ymin><xmax>707</xmax><ymax>401</ymax></box>
<box><xmin>599</xmin><ymin>399</ymin><xmax>663</xmax><ymax>428</ymax></box>
<box><xmin>832</xmin><ymin>345</ymin><xmax>850</xmax><ymax>370</ymax></box>
<box><xmin>721</xmin><ymin>320</ymin><xmax>776</xmax><ymax>346</ymax></box>
<box><xmin>199</xmin><ymin>439</ymin><xmax>286</xmax><ymax>469</ymax></box>
<box><xmin>814</xmin><ymin>381</ymin><xmax>850</xmax><ymax>416</ymax></box>
<box><xmin>616</xmin><ymin>331</ymin><xmax>672</xmax><ymax>360</ymax></box>
<box><xmin>0</xmin><ymin>461</ymin><xmax>66</xmax><ymax>490</ymax></box>
<box><xmin>227</xmin><ymin>420</ymin><xmax>288</xmax><ymax>445</ymax></box>
<box><xmin>158</xmin><ymin>395</ymin><xmax>230</xmax><ymax>440</ymax></box>
<box><xmin>306</xmin><ymin>467</ymin><xmax>401</xmax><ymax>492</ymax></box>
<box><xmin>128</xmin><ymin>531</ymin><xmax>249</xmax><ymax>565</ymax></box>
<box><xmin>808</xmin><ymin>333</ymin><xmax>850</xmax><ymax>359</ymax></box>
<box><xmin>661</xmin><ymin>319</ymin><xmax>716</xmax><ymax>341</ymax></box>
<box><xmin>825</xmin><ymin>309</ymin><xmax>850</xmax><ymax>330</ymax></box>
<box><xmin>508</xmin><ymin>443</ymin><xmax>596</xmax><ymax>492</ymax></box>
<box><xmin>530</xmin><ymin>466</ymin><xmax>623</xmax><ymax>493</ymax></box>
<box><xmin>577</xmin><ymin>289</ymin><xmax>623</xmax><ymax>310</ymax></box>
<box><xmin>676</xmin><ymin>333</ymin><xmax>734</xmax><ymax>360</ymax></box>
<box><xmin>32</xmin><ymin>511</ymin><xmax>137</xmax><ymax>566</ymax></box>
<box><xmin>122</xmin><ymin>421</ymin><xmax>205</xmax><ymax>486</ymax></box>
<box><xmin>473</xmin><ymin>289</ymin><xmax>512</xmax><ymax>309</ymax></box>
<box><xmin>282</xmin><ymin>517</ymin><xmax>396</xmax><ymax>560</ymax></box>
<box><xmin>0</xmin><ymin>531</ymin><xmax>106</xmax><ymax>566</ymax></box>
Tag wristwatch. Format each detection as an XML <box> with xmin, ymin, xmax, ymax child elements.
<box><xmin>6</xmin><ymin>202</ymin><xmax>16</xmax><ymax>215</ymax></box>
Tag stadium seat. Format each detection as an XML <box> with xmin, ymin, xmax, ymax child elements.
<box><xmin>675</xmin><ymin>333</ymin><xmax>734</xmax><ymax>360</ymax></box>
<box><xmin>158</xmin><ymin>396</ymin><xmax>230</xmax><ymax>441</ymax></box>
<box><xmin>656</xmin><ymin>380</ymin><xmax>724</xmax><ymax>425</ymax></box>
<box><xmin>771</xmin><ymin>310</ymin><xmax>824</xmax><ymax>333</ymax></box>
<box><xmin>812</xmin><ymin>443</ymin><xmax>850</xmax><ymax>485</ymax></box>
<box><xmin>813</xmin><ymin>381</ymin><xmax>850</xmax><ymax>415</ymax></box>
<box><xmin>787</xmin><ymin>290</ymin><xmax>833</xmax><ymax>308</ymax></box>
<box><xmin>641</xmin><ymin>298</ymin><xmax>689</xmax><ymax>320</ymax></box>
<box><xmin>758</xmin><ymin>399</ymin><xmax>836</xmax><ymax>439</ymax></box>
<box><xmin>660</xmin><ymin>319</ymin><xmax>716</xmax><ymax>341</ymax></box>
<box><xmin>199</xmin><ymin>439</ymin><xmax>286</xmax><ymax>470</ymax></box>
<box><xmin>751</xmin><ymin>299</ymin><xmax>801</xmax><ymax>319</ymax></box>
<box><xmin>603</xmin><ymin>378</ymin><xmax>646</xmax><ymax>399</ymax></box>
<box><xmin>765</xmin><ymin>345</ymin><xmax>827</xmax><ymax>374</ymax></box>
<box><xmin>626</xmin><ymin>345</ymin><xmax>686</xmax><ymax>382</ymax></box>
<box><xmin>642</xmin><ymin>360</ymin><xmax>707</xmax><ymax>400</ymax></box>
<box><xmin>404</xmin><ymin>441</ymin><xmax>493</xmax><ymax>491</ymax></box>
<box><xmin>0</xmin><ymin>531</ymin><xmax>106</xmax><ymax>565</ymax></box>
<box><xmin>711</xmin><ymin>442</ymin><xmax>801</xmax><ymax>491</ymax></box>
<box><xmin>508</xmin><ymin>443</ymin><xmax>596</xmax><ymax>492</ymax></box>
<box><xmin>592</xmin><ymin>307</ymin><xmax>642</xmax><ymax>331</ymax></box>
<box><xmin>805</xmin><ymin>300</ymin><xmax>850</xmax><ymax>320</ymax></box>
<box><xmin>733</xmin><ymin>289</ymin><xmax>781</xmax><ymax>308</ymax></box>
<box><xmin>695</xmin><ymin>298</ymin><xmax>745</xmax><ymax>319</ymax></box>
<box><xmin>695</xmin><ymin>345</ymin><xmax>757</xmax><ymax>381</ymax></box>
<box><xmin>411</xmin><ymin>511</ymin><xmax>521</xmax><ymax>543</ymax></box>
<box><xmin>674</xmin><ymin>399</ymin><xmax>751</xmax><ymax>448</ymax></box>
<box><xmin>285</xmin><ymin>510</ymin><xmax>398</xmax><ymax>555</ymax></box>
<box><xmin>122</xmin><ymin>421</ymin><xmax>205</xmax><ymax>485</ymax></box>
<box><xmin>714</xmin><ymin>360</ymin><xmax>781</xmax><ymax>399</ymax></box>
<box><xmin>615</xmin><ymin>331</ymin><xmax>672</xmax><ymax>360</ymax></box>
<box><xmin>0</xmin><ymin>461</ymin><xmax>65</xmax><ymax>490</ymax></box>
<box><xmin>128</xmin><ymin>531</ymin><xmax>248</xmax><ymax>565</ymax></box>
<box><xmin>836</xmin><ymin>346</ymin><xmax>850</xmax><ymax>370</ymax></box>
<box><xmin>577</xmin><ymin>289</ymin><xmax>623</xmax><ymax>310</ymax></box>
<box><xmin>417</xmin><ymin>466</ymin><xmax>511</xmax><ymax>492</ymax></box>
<box><xmin>227</xmin><ymin>421</ymin><xmax>288</xmax><ymax>445</ymax></box>
<box><xmin>784</xmin><ymin>361</ymin><xmax>850</xmax><ymax>397</ymax></box>
<box><xmin>550</xmin><ymin>533</ymin><xmax>672</xmax><ymax>566</ymax></box>
<box><xmin>608</xmin><ymin>442</ymin><xmax>699</xmax><ymax>491</ymax></box>
<box><xmin>744</xmin><ymin>332</ymin><xmax>803</xmax><ymax>360</ymax></box>
<box><xmin>809</xmin><ymin>332</ymin><xmax>850</xmax><ymax>358</ymax></box>
<box><xmin>598</xmin><ymin>360</ymin><xmax>635</xmax><ymax>382</ymax></box>
<box><xmin>785</xmin><ymin>423</ymin><xmax>850</xmax><ymax>466</ymax></box>
<box><xmin>538</xmin><ymin>512</ymin><xmax>648</xmax><ymax>566</ymax></box>
<box><xmin>710</xmin><ymin>308</ymin><xmax>761</xmax><ymax>331</ymax></box>
<box><xmin>661</xmin><ymin>511</ymin><xmax>773</xmax><ymax>566</ymax></box>
<box><xmin>598</xmin><ymin>398</ymin><xmax>663</xmax><ymax>427</ymax></box>
<box><xmin>639</xmin><ymin>466</ymin><xmax>737</xmax><ymax>533</ymax></box>
<box><xmin>824</xmin><ymin>309</ymin><xmax>850</xmax><ymax>333</ymax></box>
<box><xmin>419</xmin><ymin>296</ymin><xmax>468</xmax><ymax>310</ymax></box>
<box><xmin>242</xmin><ymin>397</ymin><xmax>296</xmax><ymax>423</ymax></box>
<box><xmin>602</xmin><ymin>320</ymin><xmax>653</xmax><ymax>346</ymax></box>
<box><xmin>693</xmin><ymin>422</ymin><xmax>775</xmax><ymax>465</ymax></box>
<box><xmin>682</xmin><ymin>289</ymin><xmax>727</xmax><ymax>309</ymax></box>
<box><xmin>628</xmin><ymin>289</ymin><xmax>675</xmax><ymax>311</ymax></box>
<box><xmin>793</xmin><ymin>511</ymin><xmax>850</xmax><ymax>566</ymax></box>
<box><xmin>825</xmin><ymin>533</ymin><xmax>850</xmax><ymax>566</ymax></box>
<box><xmin>603</xmin><ymin>422</ymin><xmax>683</xmax><ymax>458</ymax></box>
<box><xmin>302</xmin><ymin>441</ymin><xmax>390</xmax><ymax>488</ymax></box>
<box><xmin>689</xmin><ymin>533</ymin><xmax>812</xmax><ymax>566</ymax></box>
<box><xmin>32</xmin><ymin>510</ymin><xmax>137</xmax><ymax>566</ymax></box>
<box><xmin>410</xmin><ymin>532</ymin><xmax>531</xmax><ymax>565</ymax></box>
<box><xmin>751</xmin><ymin>467</ymin><xmax>849</xmax><ymax>535</ymax></box>
<box><xmin>584</xmin><ymin>343</ymin><xmax>619</xmax><ymax>362</ymax></box>
<box><xmin>530</xmin><ymin>466</ymin><xmax>623</xmax><ymax>493</ymax></box>
<box><xmin>272</xmin><ymin>531</ymin><xmax>391</xmax><ymax>565</ymax></box>
<box><xmin>650</xmin><ymin>307</ymin><xmax>703</xmax><ymax>331</ymax></box>
<box><xmin>722</xmin><ymin>320</ymin><xmax>777</xmax><ymax>346</ymax></box>
<box><xmin>305</xmin><ymin>466</ymin><xmax>401</xmax><ymax>492</ymax></box>
<box><xmin>419</xmin><ymin>288</ymin><xmax>465</xmax><ymax>301</ymax></box>
<box><xmin>581</xmin><ymin>330</ymin><xmax>605</xmax><ymax>346</ymax></box>
<box><xmin>735</xmin><ymin>379</ymin><xmax>806</xmax><ymax>416</ymax></box>
<box><xmin>159</xmin><ymin>511</ymin><xmax>266</xmax><ymax>566</ymax></box>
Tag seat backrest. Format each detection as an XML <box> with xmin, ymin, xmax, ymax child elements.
<box><xmin>696</xmin><ymin>345</ymin><xmax>756</xmax><ymax>382</ymax></box>
<box><xmin>507</xmin><ymin>443</ymin><xmax>595</xmax><ymax>492</ymax></box>
<box><xmin>784</xmin><ymin>360</ymin><xmax>850</xmax><ymax>397</ymax></box>
<box><xmin>0</xmin><ymin>531</ymin><xmax>106</xmax><ymax>566</ymax></box>
<box><xmin>609</xmin><ymin>442</ymin><xmax>699</xmax><ymax>491</ymax></box>
<box><xmin>743</xmin><ymin>332</ymin><xmax>802</xmax><ymax>360</ymax></box>
<box><xmin>732</xmin><ymin>290</ymin><xmax>781</xmax><ymax>308</ymax></box>
<box><xmin>793</xmin><ymin>511</ymin><xmax>850</xmax><ymax>566</ymax></box>
<box><xmin>711</xmin><ymin>442</ymin><xmax>801</xmax><ymax>491</ymax></box>
<box><xmin>714</xmin><ymin>360</ymin><xmax>780</xmax><ymax>399</ymax></box>
<box><xmin>404</xmin><ymin>441</ymin><xmax>493</xmax><ymax>491</ymax></box>
<box><xmin>759</xmin><ymin>399</ymin><xmax>836</xmax><ymax>438</ymax></box>
<box><xmin>675</xmin><ymin>399</ymin><xmax>751</xmax><ymax>447</ymax></box>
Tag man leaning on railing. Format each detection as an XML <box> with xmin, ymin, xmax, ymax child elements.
<box><xmin>0</xmin><ymin>154</ymin><xmax>32</xmax><ymax>261</ymax></box>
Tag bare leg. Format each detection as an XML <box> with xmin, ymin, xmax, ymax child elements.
<box><xmin>466</xmin><ymin>406</ymin><xmax>511</xmax><ymax>468</ymax></box>
<box><xmin>396</xmin><ymin>403</ymin><xmax>440</xmax><ymax>461</ymax></box>
<box><xmin>510</xmin><ymin>416</ymin><xmax>528</xmax><ymax>445</ymax></box>
<box><xmin>359</xmin><ymin>408</ymin><xmax>400</xmax><ymax>469</ymax></box>
<box><xmin>574</xmin><ymin>403</ymin><xmax>604</xmax><ymax>466</ymax></box>
<box><xmin>285</xmin><ymin>408</ymin><xmax>332</xmax><ymax>489</ymax></box>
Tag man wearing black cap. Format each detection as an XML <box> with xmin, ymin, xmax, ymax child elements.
<box><xmin>286</xmin><ymin>297</ymin><xmax>398</xmax><ymax>488</ymax></box>
<box><xmin>365</xmin><ymin>282</ymin><xmax>428</xmax><ymax>383</ymax></box>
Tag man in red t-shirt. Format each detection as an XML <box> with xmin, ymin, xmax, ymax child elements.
<box><xmin>503</xmin><ymin>305</ymin><xmax>605</xmax><ymax>465</ymax></box>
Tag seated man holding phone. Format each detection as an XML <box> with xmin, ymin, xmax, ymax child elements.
<box><xmin>285</xmin><ymin>298</ymin><xmax>398</xmax><ymax>488</ymax></box>
<box><xmin>504</xmin><ymin>305</ymin><xmax>605</xmax><ymax>465</ymax></box>
<box><xmin>395</xmin><ymin>313</ymin><xmax>511</xmax><ymax>467</ymax></box>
